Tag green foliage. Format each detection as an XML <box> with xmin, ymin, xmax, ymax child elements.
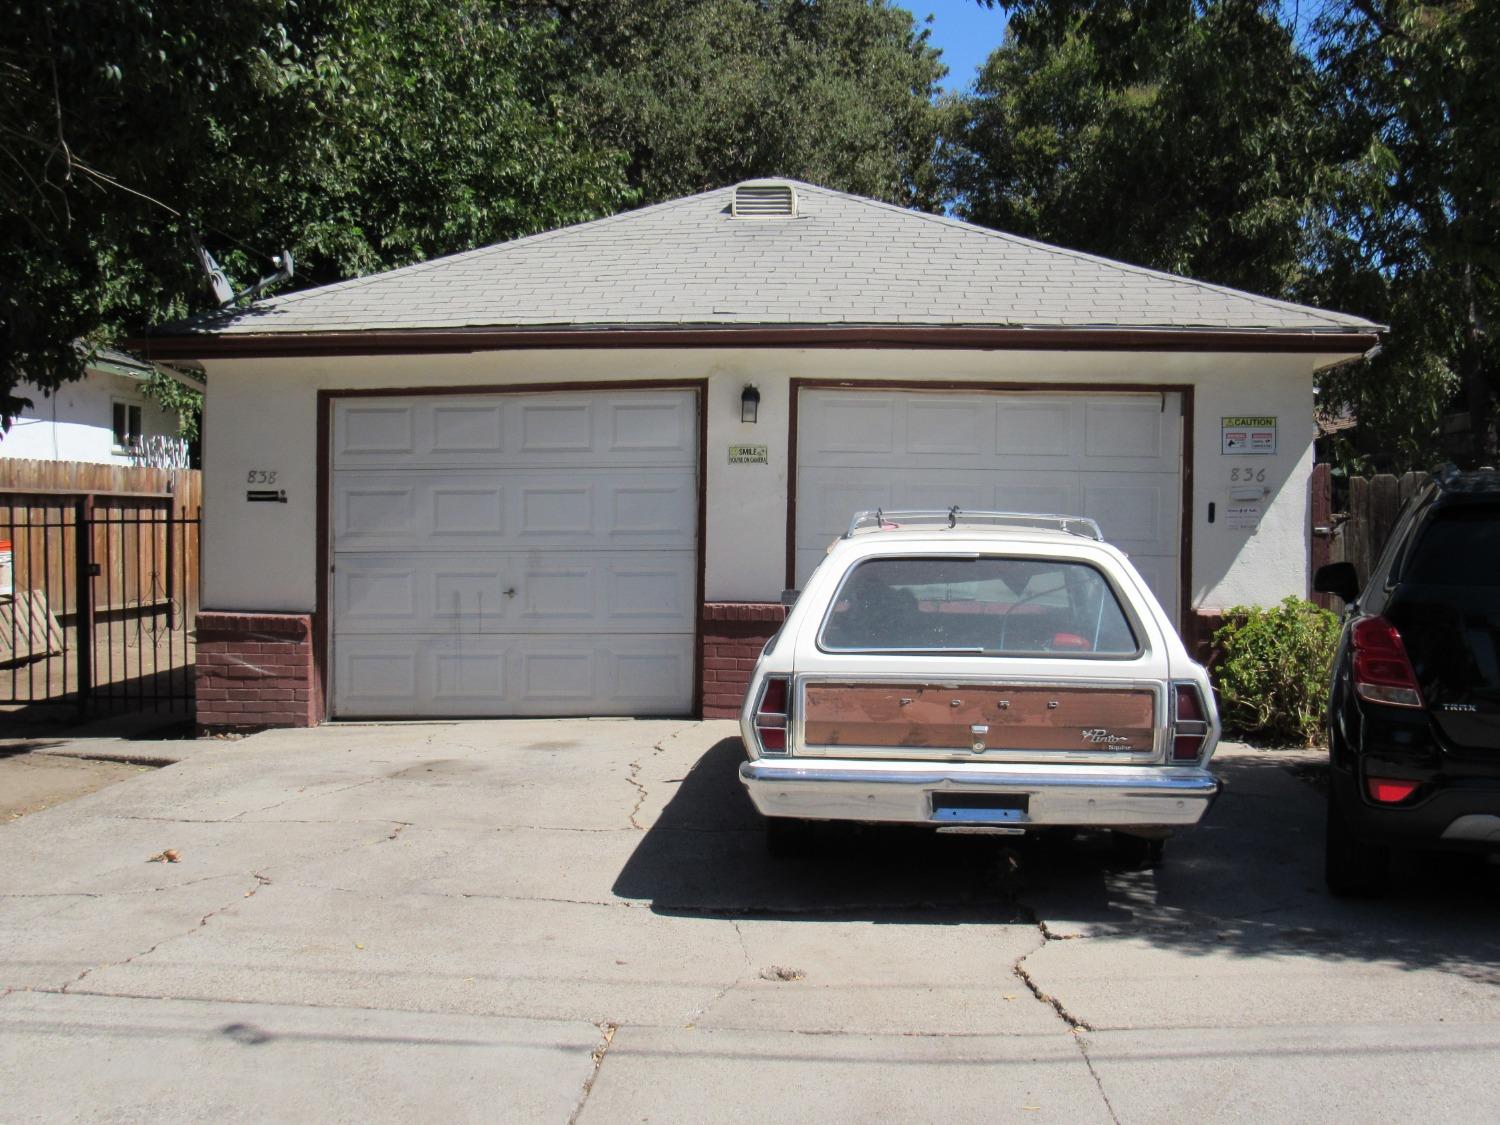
<box><xmin>0</xmin><ymin>0</ymin><xmax>629</xmax><ymax>425</ymax></box>
<box><xmin>559</xmin><ymin>0</ymin><xmax>951</xmax><ymax>208</ymax></box>
<box><xmin>945</xmin><ymin>1</ymin><xmax>1334</xmax><ymax>298</ymax></box>
<box><xmin>140</xmin><ymin>370</ymin><xmax>203</xmax><ymax>444</ymax></box>
<box><xmin>1308</xmin><ymin>0</ymin><xmax>1500</xmax><ymax>467</ymax></box>
<box><xmin>1</xmin><ymin>0</ymin><xmax>949</xmax><ymax>430</ymax></box>
<box><xmin>949</xmin><ymin>0</ymin><xmax>1500</xmax><ymax>471</ymax></box>
<box><xmin>1212</xmin><ymin>597</ymin><xmax>1341</xmax><ymax>746</ymax></box>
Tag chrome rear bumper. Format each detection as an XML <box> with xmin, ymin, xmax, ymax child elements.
<box><xmin>740</xmin><ymin>757</ymin><xmax>1219</xmax><ymax>829</ymax></box>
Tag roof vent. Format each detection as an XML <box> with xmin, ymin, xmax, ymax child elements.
<box><xmin>732</xmin><ymin>180</ymin><xmax>798</xmax><ymax>218</ymax></box>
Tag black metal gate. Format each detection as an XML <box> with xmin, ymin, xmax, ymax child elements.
<box><xmin>0</xmin><ymin>491</ymin><xmax>200</xmax><ymax>716</ymax></box>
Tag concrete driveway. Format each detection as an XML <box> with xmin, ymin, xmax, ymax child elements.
<box><xmin>2</xmin><ymin>721</ymin><xmax>1498</xmax><ymax>1123</ymax></box>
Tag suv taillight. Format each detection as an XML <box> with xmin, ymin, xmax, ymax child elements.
<box><xmin>754</xmin><ymin>676</ymin><xmax>791</xmax><ymax>754</ymax></box>
<box><xmin>1171</xmin><ymin>682</ymin><xmax>1210</xmax><ymax>762</ymax></box>
<box><xmin>1351</xmin><ymin>616</ymin><xmax>1424</xmax><ymax>709</ymax></box>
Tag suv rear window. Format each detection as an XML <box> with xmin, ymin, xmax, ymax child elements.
<box><xmin>819</xmin><ymin>556</ymin><xmax>1138</xmax><ymax>656</ymax></box>
<box><xmin>1403</xmin><ymin>509</ymin><xmax>1500</xmax><ymax>587</ymax></box>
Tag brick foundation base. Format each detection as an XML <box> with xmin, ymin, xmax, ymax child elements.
<box><xmin>1182</xmin><ymin>610</ymin><xmax>1230</xmax><ymax>670</ymax></box>
<box><xmin>196</xmin><ymin>612</ymin><xmax>318</xmax><ymax>729</ymax></box>
<box><xmin>701</xmin><ymin>602</ymin><xmax>785</xmax><ymax>719</ymax></box>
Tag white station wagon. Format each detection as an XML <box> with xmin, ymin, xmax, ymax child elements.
<box><xmin>739</xmin><ymin>509</ymin><xmax>1221</xmax><ymax>864</ymax></box>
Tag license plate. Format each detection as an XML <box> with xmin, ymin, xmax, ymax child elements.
<box><xmin>931</xmin><ymin>805</ymin><xmax>1027</xmax><ymax>824</ymax></box>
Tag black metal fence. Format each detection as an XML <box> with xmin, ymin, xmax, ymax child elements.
<box><xmin>0</xmin><ymin>491</ymin><xmax>200</xmax><ymax>716</ymax></box>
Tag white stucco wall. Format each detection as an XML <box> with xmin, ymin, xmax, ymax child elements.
<box><xmin>2</xmin><ymin>371</ymin><xmax>189</xmax><ymax>468</ymax></box>
<box><xmin>197</xmin><ymin>347</ymin><xmax>1341</xmax><ymax>616</ymax></box>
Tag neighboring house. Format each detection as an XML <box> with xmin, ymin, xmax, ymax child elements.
<box><xmin>2</xmin><ymin>348</ymin><xmax>195</xmax><ymax>468</ymax></box>
<box><xmin>139</xmin><ymin>179</ymin><xmax>1383</xmax><ymax>728</ymax></box>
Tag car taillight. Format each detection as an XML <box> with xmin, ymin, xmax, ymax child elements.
<box><xmin>754</xmin><ymin>676</ymin><xmax>790</xmax><ymax>754</ymax></box>
<box><xmin>1351</xmin><ymin>616</ymin><xmax>1424</xmax><ymax>709</ymax></box>
<box><xmin>1367</xmin><ymin>776</ymin><xmax>1420</xmax><ymax>804</ymax></box>
<box><xmin>1171</xmin><ymin>682</ymin><xmax>1210</xmax><ymax>762</ymax></box>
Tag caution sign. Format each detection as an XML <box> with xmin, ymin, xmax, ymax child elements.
<box><xmin>1222</xmin><ymin>416</ymin><xmax>1277</xmax><ymax>455</ymax></box>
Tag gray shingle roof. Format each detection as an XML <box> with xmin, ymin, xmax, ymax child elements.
<box><xmin>167</xmin><ymin>181</ymin><xmax>1380</xmax><ymax>337</ymax></box>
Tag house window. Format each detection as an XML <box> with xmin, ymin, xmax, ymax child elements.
<box><xmin>112</xmin><ymin>400</ymin><xmax>143</xmax><ymax>450</ymax></box>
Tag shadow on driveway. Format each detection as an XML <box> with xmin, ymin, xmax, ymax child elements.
<box><xmin>614</xmin><ymin>738</ymin><xmax>1500</xmax><ymax>980</ymax></box>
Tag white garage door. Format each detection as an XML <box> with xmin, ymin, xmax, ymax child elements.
<box><xmin>331</xmin><ymin>389</ymin><xmax>699</xmax><ymax>717</ymax></box>
<box><xmin>795</xmin><ymin>389</ymin><xmax>1183</xmax><ymax>623</ymax></box>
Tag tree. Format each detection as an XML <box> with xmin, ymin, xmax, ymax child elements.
<box><xmin>548</xmin><ymin>0</ymin><xmax>951</xmax><ymax>208</ymax></box>
<box><xmin>1311</xmin><ymin>0</ymin><xmax>1499</xmax><ymax>466</ymax></box>
<box><xmin>945</xmin><ymin>1</ymin><xmax>1337</xmax><ymax>299</ymax></box>
<box><xmin>948</xmin><ymin>0</ymin><xmax>1499</xmax><ymax>469</ymax></box>
<box><xmin>0</xmin><ymin>1</ymin><xmax>629</xmax><ymax>428</ymax></box>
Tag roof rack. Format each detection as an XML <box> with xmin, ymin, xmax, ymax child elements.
<box><xmin>844</xmin><ymin>508</ymin><xmax>1104</xmax><ymax>541</ymax></box>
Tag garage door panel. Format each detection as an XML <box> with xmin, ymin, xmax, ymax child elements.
<box><xmin>608</xmin><ymin>398</ymin><xmax>695</xmax><ymax>454</ymax></box>
<box><xmin>333</xmin><ymin>392</ymin><xmax>697</xmax><ymax>470</ymax></box>
<box><xmin>334</xmin><ymin>470</ymin><xmax>695</xmax><ymax>552</ymax></box>
<box><xmin>431</xmin><ymin>402</ymin><xmax>505</xmax><ymax>455</ymax></box>
<box><xmin>907</xmin><ymin>399</ymin><xmax>986</xmax><ymax>456</ymax></box>
<box><xmin>797</xmin><ymin>389</ymin><xmax>1183</xmax><ymax>627</ymax></box>
<box><xmin>800</xmin><ymin>394</ymin><xmax>898</xmax><ymax>455</ymax></box>
<box><xmin>333</xmin><ymin>634</ymin><xmax>693</xmax><ymax>717</ymax></box>
<box><xmin>988</xmin><ymin>481</ymin><xmax>1077</xmax><ymax>517</ymax></box>
<box><xmin>332</xmin><ymin>389</ymin><xmax>698</xmax><ymax>717</ymax></box>
<box><xmin>338</xmin><ymin>404</ymin><xmax>416</xmax><ymax>458</ymax></box>
<box><xmin>1082</xmin><ymin>475</ymin><xmax>1179</xmax><ymax>555</ymax></box>
<box><xmin>334</xmin><ymin>552</ymin><xmax>695</xmax><ymax>635</ymax></box>
<box><xmin>1122</xmin><ymin>554</ymin><xmax>1177</xmax><ymax>626</ymax></box>
<box><xmin>796</xmin><ymin>467</ymin><xmax>1083</xmax><ymax>560</ymax></box>
<box><xmin>794</xmin><ymin>474</ymin><xmax>897</xmax><ymax>543</ymax></box>
<box><xmin>1082</xmin><ymin>399</ymin><xmax>1179</xmax><ymax>469</ymax></box>
<box><xmin>995</xmin><ymin>398</ymin><xmax>1076</xmax><ymax>458</ymax></box>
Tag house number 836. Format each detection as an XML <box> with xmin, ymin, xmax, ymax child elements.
<box><xmin>247</xmin><ymin>469</ymin><xmax>278</xmax><ymax>484</ymax></box>
<box><xmin>1230</xmin><ymin>467</ymin><xmax>1266</xmax><ymax>483</ymax></box>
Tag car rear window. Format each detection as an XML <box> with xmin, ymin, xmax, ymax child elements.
<box><xmin>1403</xmin><ymin>508</ymin><xmax>1500</xmax><ymax>586</ymax></box>
<box><xmin>818</xmin><ymin>556</ymin><xmax>1139</xmax><ymax>656</ymax></box>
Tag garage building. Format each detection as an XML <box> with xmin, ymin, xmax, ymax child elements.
<box><xmin>139</xmin><ymin>180</ymin><xmax>1381</xmax><ymax>726</ymax></box>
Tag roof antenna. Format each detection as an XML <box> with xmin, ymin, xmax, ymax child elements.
<box><xmin>193</xmin><ymin>229</ymin><xmax>294</xmax><ymax>307</ymax></box>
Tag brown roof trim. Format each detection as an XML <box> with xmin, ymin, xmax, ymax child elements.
<box><xmin>128</xmin><ymin>324</ymin><xmax>1381</xmax><ymax>361</ymax></box>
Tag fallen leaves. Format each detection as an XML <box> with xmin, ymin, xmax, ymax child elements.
<box><xmin>759</xmin><ymin>965</ymin><xmax>806</xmax><ymax>982</ymax></box>
<box><xmin>146</xmin><ymin>848</ymin><xmax>181</xmax><ymax>863</ymax></box>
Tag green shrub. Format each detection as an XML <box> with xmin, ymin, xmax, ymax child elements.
<box><xmin>1211</xmin><ymin>596</ymin><xmax>1341</xmax><ymax>746</ymax></box>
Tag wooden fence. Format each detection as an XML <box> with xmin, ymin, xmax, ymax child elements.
<box><xmin>0</xmin><ymin>459</ymin><xmax>201</xmax><ymax>620</ymax></box>
<box><xmin>0</xmin><ymin>459</ymin><xmax>200</xmax><ymax>511</ymax></box>
<box><xmin>1310</xmin><ymin>464</ymin><xmax>1432</xmax><ymax>610</ymax></box>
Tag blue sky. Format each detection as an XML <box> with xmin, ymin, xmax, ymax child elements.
<box><xmin>911</xmin><ymin>0</ymin><xmax>1010</xmax><ymax>93</ymax></box>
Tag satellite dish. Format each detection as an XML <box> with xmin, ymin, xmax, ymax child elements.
<box><xmin>194</xmin><ymin>241</ymin><xmax>234</xmax><ymax>306</ymax></box>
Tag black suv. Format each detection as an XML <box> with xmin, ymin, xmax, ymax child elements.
<box><xmin>1314</xmin><ymin>466</ymin><xmax>1500</xmax><ymax>895</ymax></box>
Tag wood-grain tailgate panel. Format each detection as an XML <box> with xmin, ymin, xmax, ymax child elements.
<box><xmin>802</xmin><ymin>683</ymin><xmax>1155</xmax><ymax>753</ymax></box>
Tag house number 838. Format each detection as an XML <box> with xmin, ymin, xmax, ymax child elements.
<box><xmin>247</xmin><ymin>470</ymin><xmax>279</xmax><ymax>484</ymax></box>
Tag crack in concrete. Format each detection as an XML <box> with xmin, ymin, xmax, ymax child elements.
<box><xmin>2</xmin><ymin>874</ymin><xmax>251</xmax><ymax>901</ymax></box>
<box><xmin>233</xmin><ymin>777</ymin><xmax>381</xmax><ymax>820</ymax></box>
<box><xmin>1012</xmin><ymin>927</ymin><xmax>1092</xmax><ymax>1033</ymax></box>
<box><xmin>61</xmin><ymin>869</ymin><xmax>272</xmax><ymax>994</ymax></box>
<box><xmin>730</xmin><ymin>920</ymin><xmax>753</xmax><ymax>972</ymax></box>
<box><xmin>567</xmin><ymin>1020</ymin><xmax>618</xmax><ymax>1125</ymax></box>
<box><xmin>681</xmin><ymin>920</ymin><xmax>756</xmax><ymax>1027</ymax></box>
<box><xmin>1011</xmin><ymin>907</ymin><xmax>1119</xmax><ymax>1124</ymax></box>
<box><xmin>625</xmin><ymin>724</ymin><xmax>694</xmax><ymax>831</ymax></box>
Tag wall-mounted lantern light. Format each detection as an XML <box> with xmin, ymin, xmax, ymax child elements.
<box><xmin>741</xmin><ymin>384</ymin><xmax>761</xmax><ymax>424</ymax></box>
